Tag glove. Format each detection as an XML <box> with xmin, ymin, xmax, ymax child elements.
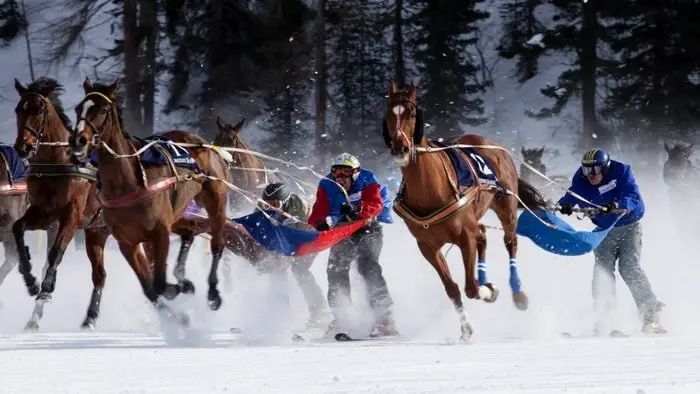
<box><xmin>559</xmin><ymin>203</ymin><xmax>573</xmax><ymax>216</ymax></box>
<box><xmin>315</xmin><ymin>221</ymin><xmax>330</xmax><ymax>231</ymax></box>
<box><xmin>340</xmin><ymin>203</ymin><xmax>359</xmax><ymax>219</ymax></box>
<box><xmin>601</xmin><ymin>202</ymin><xmax>618</xmax><ymax>213</ymax></box>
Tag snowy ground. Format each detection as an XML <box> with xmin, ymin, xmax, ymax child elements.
<box><xmin>0</xmin><ymin>169</ymin><xmax>698</xmax><ymax>393</ymax></box>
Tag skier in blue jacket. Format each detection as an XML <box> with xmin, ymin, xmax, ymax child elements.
<box><xmin>558</xmin><ymin>148</ymin><xmax>666</xmax><ymax>336</ymax></box>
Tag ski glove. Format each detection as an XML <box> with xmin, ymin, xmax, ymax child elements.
<box><xmin>559</xmin><ymin>203</ymin><xmax>573</xmax><ymax>216</ymax></box>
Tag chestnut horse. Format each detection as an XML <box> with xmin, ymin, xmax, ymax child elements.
<box><xmin>214</xmin><ymin>116</ymin><xmax>276</xmax><ymax>213</ymax></box>
<box><xmin>382</xmin><ymin>81</ymin><xmax>548</xmax><ymax>340</ymax></box>
<box><xmin>0</xmin><ymin>145</ymin><xmax>33</xmax><ymax>290</ymax></box>
<box><xmin>13</xmin><ymin>76</ymin><xmax>109</xmax><ymax>331</ymax></box>
<box><xmin>69</xmin><ymin>77</ymin><xmax>231</xmax><ymax>316</ymax></box>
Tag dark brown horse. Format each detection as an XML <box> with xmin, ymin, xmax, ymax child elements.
<box><xmin>214</xmin><ymin>116</ymin><xmax>276</xmax><ymax>213</ymax></box>
<box><xmin>0</xmin><ymin>145</ymin><xmax>34</xmax><ymax>290</ymax></box>
<box><xmin>12</xmin><ymin>76</ymin><xmax>109</xmax><ymax>331</ymax></box>
<box><xmin>519</xmin><ymin>146</ymin><xmax>570</xmax><ymax>202</ymax></box>
<box><xmin>69</xmin><ymin>77</ymin><xmax>231</xmax><ymax>317</ymax></box>
<box><xmin>382</xmin><ymin>81</ymin><xmax>548</xmax><ymax>341</ymax></box>
<box><xmin>663</xmin><ymin>142</ymin><xmax>700</xmax><ymax>237</ymax></box>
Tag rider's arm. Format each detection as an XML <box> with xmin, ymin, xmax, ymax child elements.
<box><xmin>357</xmin><ymin>182</ymin><xmax>384</xmax><ymax>219</ymax></box>
<box><xmin>613</xmin><ymin>166</ymin><xmax>641</xmax><ymax>211</ymax></box>
<box><xmin>307</xmin><ymin>186</ymin><xmax>330</xmax><ymax>226</ymax></box>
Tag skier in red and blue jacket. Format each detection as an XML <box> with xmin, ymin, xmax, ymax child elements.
<box><xmin>307</xmin><ymin>153</ymin><xmax>397</xmax><ymax>337</ymax></box>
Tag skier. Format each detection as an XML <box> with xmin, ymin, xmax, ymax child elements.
<box><xmin>557</xmin><ymin>148</ymin><xmax>666</xmax><ymax>335</ymax></box>
<box><xmin>256</xmin><ymin>182</ymin><xmax>329</xmax><ymax>328</ymax></box>
<box><xmin>307</xmin><ymin>153</ymin><xmax>398</xmax><ymax>337</ymax></box>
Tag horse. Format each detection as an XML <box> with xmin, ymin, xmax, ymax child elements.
<box><xmin>519</xmin><ymin>146</ymin><xmax>570</xmax><ymax>202</ymax></box>
<box><xmin>214</xmin><ymin>116</ymin><xmax>276</xmax><ymax>213</ymax></box>
<box><xmin>69</xmin><ymin>77</ymin><xmax>232</xmax><ymax>318</ymax></box>
<box><xmin>382</xmin><ymin>81</ymin><xmax>549</xmax><ymax>341</ymax></box>
<box><xmin>0</xmin><ymin>145</ymin><xmax>34</xmax><ymax>290</ymax></box>
<box><xmin>12</xmin><ymin>76</ymin><xmax>110</xmax><ymax>331</ymax></box>
<box><xmin>662</xmin><ymin>142</ymin><xmax>700</xmax><ymax>237</ymax></box>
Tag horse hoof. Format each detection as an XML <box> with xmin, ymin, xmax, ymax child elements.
<box><xmin>23</xmin><ymin>321</ymin><xmax>39</xmax><ymax>333</ymax></box>
<box><xmin>512</xmin><ymin>291</ymin><xmax>529</xmax><ymax>311</ymax></box>
<box><xmin>481</xmin><ymin>284</ymin><xmax>499</xmax><ymax>303</ymax></box>
<box><xmin>208</xmin><ymin>296</ymin><xmax>222</xmax><ymax>311</ymax></box>
<box><xmin>181</xmin><ymin>279</ymin><xmax>196</xmax><ymax>294</ymax></box>
<box><xmin>81</xmin><ymin>319</ymin><xmax>96</xmax><ymax>331</ymax></box>
<box><xmin>27</xmin><ymin>281</ymin><xmax>40</xmax><ymax>297</ymax></box>
<box><xmin>162</xmin><ymin>284</ymin><xmax>180</xmax><ymax>301</ymax></box>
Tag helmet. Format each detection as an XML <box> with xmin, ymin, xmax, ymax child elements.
<box><xmin>580</xmin><ymin>148</ymin><xmax>610</xmax><ymax>176</ymax></box>
<box><xmin>330</xmin><ymin>153</ymin><xmax>361</xmax><ymax>181</ymax></box>
<box><xmin>261</xmin><ymin>182</ymin><xmax>291</xmax><ymax>203</ymax></box>
<box><xmin>331</xmin><ymin>153</ymin><xmax>360</xmax><ymax>169</ymax></box>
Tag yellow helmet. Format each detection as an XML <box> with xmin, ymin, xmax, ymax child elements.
<box><xmin>331</xmin><ymin>153</ymin><xmax>360</xmax><ymax>170</ymax></box>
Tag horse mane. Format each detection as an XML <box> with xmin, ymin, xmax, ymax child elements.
<box><xmin>86</xmin><ymin>81</ymin><xmax>126</xmax><ymax>134</ymax></box>
<box><xmin>26</xmin><ymin>77</ymin><xmax>72</xmax><ymax>131</ymax></box>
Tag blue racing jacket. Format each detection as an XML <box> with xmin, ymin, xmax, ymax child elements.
<box><xmin>558</xmin><ymin>160</ymin><xmax>645</xmax><ymax>229</ymax></box>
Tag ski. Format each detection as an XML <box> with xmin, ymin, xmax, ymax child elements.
<box><xmin>560</xmin><ymin>330</ymin><xmax>628</xmax><ymax>339</ymax></box>
<box><xmin>334</xmin><ymin>332</ymin><xmax>404</xmax><ymax>342</ymax></box>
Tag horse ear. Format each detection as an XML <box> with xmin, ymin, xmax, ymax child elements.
<box><xmin>14</xmin><ymin>78</ymin><xmax>27</xmax><ymax>95</ymax></box>
<box><xmin>521</xmin><ymin>146</ymin><xmax>526</xmax><ymax>156</ymax></box>
<box><xmin>107</xmin><ymin>78</ymin><xmax>120</xmax><ymax>99</ymax></box>
<box><xmin>215</xmin><ymin>116</ymin><xmax>225</xmax><ymax>130</ymax></box>
<box><xmin>388</xmin><ymin>80</ymin><xmax>397</xmax><ymax>96</ymax></box>
<box><xmin>540</xmin><ymin>146</ymin><xmax>546</xmax><ymax>155</ymax></box>
<box><xmin>83</xmin><ymin>77</ymin><xmax>93</xmax><ymax>93</ymax></box>
<box><xmin>407</xmin><ymin>81</ymin><xmax>416</xmax><ymax>100</ymax></box>
<box><xmin>663</xmin><ymin>142</ymin><xmax>671</xmax><ymax>154</ymax></box>
<box><xmin>231</xmin><ymin>118</ymin><xmax>245</xmax><ymax>134</ymax></box>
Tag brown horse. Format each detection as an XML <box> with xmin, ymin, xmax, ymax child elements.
<box><xmin>12</xmin><ymin>76</ymin><xmax>109</xmax><ymax>331</ymax></box>
<box><xmin>0</xmin><ymin>145</ymin><xmax>35</xmax><ymax>290</ymax></box>
<box><xmin>214</xmin><ymin>116</ymin><xmax>276</xmax><ymax>213</ymax></box>
<box><xmin>69</xmin><ymin>77</ymin><xmax>231</xmax><ymax>316</ymax></box>
<box><xmin>382</xmin><ymin>81</ymin><xmax>548</xmax><ymax>340</ymax></box>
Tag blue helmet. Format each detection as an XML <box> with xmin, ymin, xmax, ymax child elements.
<box><xmin>580</xmin><ymin>148</ymin><xmax>610</xmax><ymax>176</ymax></box>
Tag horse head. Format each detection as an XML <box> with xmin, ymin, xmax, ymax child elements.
<box><xmin>521</xmin><ymin>146</ymin><xmax>547</xmax><ymax>175</ymax></box>
<box><xmin>214</xmin><ymin>116</ymin><xmax>245</xmax><ymax>148</ymax></box>
<box><xmin>70</xmin><ymin>77</ymin><xmax>122</xmax><ymax>161</ymax></box>
<box><xmin>664</xmin><ymin>142</ymin><xmax>694</xmax><ymax>167</ymax></box>
<box><xmin>13</xmin><ymin>76</ymin><xmax>73</xmax><ymax>160</ymax></box>
<box><xmin>382</xmin><ymin>80</ymin><xmax>424</xmax><ymax>167</ymax></box>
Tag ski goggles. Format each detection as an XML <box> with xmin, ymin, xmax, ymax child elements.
<box><xmin>581</xmin><ymin>165</ymin><xmax>604</xmax><ymax>176</ymax></box>
<box><xmin>331</xmin><ymin>167</ymin><xmax>355</xmax><ymax>179</ymax></box>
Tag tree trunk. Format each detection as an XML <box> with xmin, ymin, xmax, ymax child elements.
<box><xmin>140</xmin><ymin>0</ymin><xmax>158</xmax><ymax>135</ymax></box>
<box><xmin>123</xmin><ymin>0</ymin><xmax>142</xmax><ymax>134</ymax></box>
<box><xmin>313</xmin><ymin>0</ymin><xmax>327</xmax><ymax>163</ymax></box>
<box><xmin>393</xmin><ymin>0</ymin><xmax>405</xmax><ymax>86</ymax></box>
<box><xmin>580</xmin><ymin>0</ymin><xmax>601</xmax><ymax>147</ymax></box>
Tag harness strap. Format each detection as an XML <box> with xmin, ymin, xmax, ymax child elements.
<box><xmin>27</xmin><ymin>163</ymin><xmax>98</xmax><ymax>182</ymax></box>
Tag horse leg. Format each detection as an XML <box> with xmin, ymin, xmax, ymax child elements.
<box><xmin>493</xmin><ymin>198</ymin><xmax>528</xmax><ymax>311</ymax></box>
<box><xmin>0</xmin><ymin>240</ymin><xmax>19</xmax><ymax>288</ymax></box>
<box><xmin>474</xmin><ymin>223</ymin><xmax>499</xmax><ymax>303</ymax></box>
<box><xmin>43</xmin><ymin>223</ymin><xmax>58</xmax><ymax>280</ymax></box>
<box><xmin>80</xmin><ymin>227</ymin><xmax>109</xmax><ymax>330</ymax></box>
<box><xmin>170</xmin><ymin>219</ymin><xmax>197</xmax><ymax>295</ymax></box>
<box><xmin>198</xmin><ymin>193</ymin><xmax>226</xmax><ymax>311</ymax></box>
<box><xmin>416</xmin><ymin>240</ymin><xmax>474</xmax><ymax>340</ymax></box>
<box><xmin>12</xmin><ymin>205</ymin><xmax>53</xmax><ymax>296</ymax></box>
<box><xmin>151</xmin><ymin>223</ymin><xmax>184</xmax><ymax>301</ymax></box>
<box><xmin>118</xmin><ymin>241</ymin><xmax>189</xmax><ymax>326</ymax></box>
<box><xmin>24</xmin><ymin>204</ymin><xmax>82</xmax><ymax>331</ymax></box>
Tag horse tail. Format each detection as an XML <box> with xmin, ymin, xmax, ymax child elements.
<box><xmin>516</xmin><ymin>177</ymin><xmax>548</xmax><ymax>211</ymax></box>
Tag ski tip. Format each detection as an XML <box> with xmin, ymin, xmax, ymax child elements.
<box><xmin>230</xmin><ymin>327</ymin><xmax>243</xmax><ymax>334</ymax></box>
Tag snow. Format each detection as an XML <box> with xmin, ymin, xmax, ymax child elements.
<box><xmin>0</xmin><ymin>2</ymin><xmax>696</xmax><ymax>393</ymax></box>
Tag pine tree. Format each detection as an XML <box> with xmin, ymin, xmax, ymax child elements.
<box><xmin>325</xmin><ymin>0</ymin><xmax>389</xmax><ymax>168</ymax></box>
<box><xmin>408</xmin><ymin>0</ymin><xmax>490</xmax><ymax>136</ymax></box>
<box><xmin>526</xmin><ymin>0</ymin><xmax>609</xmax><ymax>148</ymax></box>
<box><xmin>496</xmin><ymin>0</ymin><xmax>546</xmax><ymax>83</ymax></box>
<box><xmin>0</xmin><ymin>0</ymin><xmax>27</xmax><ymax>47</ymax></box>
<box><xmin>599</xmin><ymin>0</ymin><xmax>700</xmax><ymax>147</ymax></box>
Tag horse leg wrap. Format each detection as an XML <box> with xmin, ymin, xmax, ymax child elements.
<box><xmin>477</xmin><ymin>261</ymin><xmax>488</xmax><ymax>286</ymax></box>
<box><xmin>509</xmin><ymin>258</ymin><xmax>522</xmax><ymax>293</ymax></box>
<box><xmin>174</xmin><ymin>241</ymin><xmax>191</xmax><ymax>282</ymax></box>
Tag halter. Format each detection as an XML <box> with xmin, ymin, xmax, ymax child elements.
<box><xmin>74</xmin><ymin>91</ymin><xmax>116</xmax><ymax>147</ymax></box>
<box><xmin>17</xmin><ymin>92</ymin><xmax>52</xmax><ymax>159</ymax></box>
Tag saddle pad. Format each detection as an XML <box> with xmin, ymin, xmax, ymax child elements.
<box><xmin>431</xmin><ymin>139</ymin><xmax>500</xmax><ymax>189</ymax></box>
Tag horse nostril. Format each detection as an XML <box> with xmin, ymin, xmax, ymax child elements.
<box><xmin>401</xmin><ymin>146</ymin><xmax>409</xmax><ymax>154</ymax></box>
<box><xmin>77</xmin><ymin>136</ymin><xmax>87</xmax><ymax>148</ymax></box>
